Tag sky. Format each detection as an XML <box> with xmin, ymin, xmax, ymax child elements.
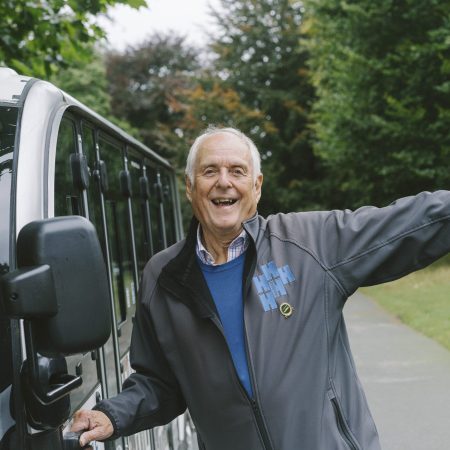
<box><xmin>98</xmin><ymin>0</ymin><xmax>222</xmax><ymax>51</ymax></box>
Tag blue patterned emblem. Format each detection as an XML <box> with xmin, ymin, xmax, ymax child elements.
<box><xmin>252</xmin><ymin>261</ymin><xmax>296</xmax><ymax>311</ymax></box>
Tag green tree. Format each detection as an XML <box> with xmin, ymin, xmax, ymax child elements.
<box><xmin>50</xmin><ymin>50</ymin><xmax>138</xmax><ymax>135</ymax></box>
<box><xmin>104</xmin><ymin>34</ymin><xmax>200</xmax><ymax>160</ymax></box>
<box><xmin>303</xmin><ymin>0</ymin><xmax>450</xmax><ymax>208</ymax></box>
<box><xmin>0</xmin><ymin>0</ymin><xmax>145</xmax><ymax>77</ymax></box>
<box><xmin>208</xmin><ymin>0</ymin><xmax>320</xmax><ymax>214</ymax></box>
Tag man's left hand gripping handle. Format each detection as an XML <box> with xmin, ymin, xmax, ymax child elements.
<box><xmin>71</xmin><ymin>409</ymin><xmax>114</xmax><ymax>447</ymax></box>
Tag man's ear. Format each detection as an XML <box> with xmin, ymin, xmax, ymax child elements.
<box><xmin>255</xmin><ymin>173</ymin><xmax>263</xmax><ymax>203</ymax></box>
<box><xmin>185</xmin><ymin>175</ymin><xmax>192</xmax><ymax>202</ymax></box>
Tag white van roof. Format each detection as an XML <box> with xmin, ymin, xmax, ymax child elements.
<box><xmin>0</xmin><ymin>68</ymin><xmax>32</xmax><ymax>105</ymax></box>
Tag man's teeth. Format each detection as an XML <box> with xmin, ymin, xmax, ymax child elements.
<box><xmin>212</xmin><ymin>199</ymin><xmax>237</xmax><ymax>205</ymax></box>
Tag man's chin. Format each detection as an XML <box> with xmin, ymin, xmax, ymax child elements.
<box><xmin>212</xmin><ymin>220</ymin><xmax>241</xmax><ymax>235</ymax></box>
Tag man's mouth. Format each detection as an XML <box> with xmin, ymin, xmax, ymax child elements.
<box><xmin>212</xmin><ymin>198</ymin><xmax>237</xmax><ymax>206</ymax></box>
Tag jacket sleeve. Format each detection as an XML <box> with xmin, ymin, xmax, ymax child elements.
<box><xmin>316</xmin><ymin>190</ymin><xmax>450</xmax><ymax>296</ymax></box>
<box><xmin>93</xmin><ymin>264</ymin><xmax>186</xmax><ymax>438</ymax></box>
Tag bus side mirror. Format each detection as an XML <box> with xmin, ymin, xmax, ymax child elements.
<box><xmin>1</xmin><ymin>215</ymin><xmax>111</xmax><ymax>355</ymax></box>
<box><xmin>0</xmin><ymin>216</ymin><xmax>111</xmax><ymax>406</ymax></box>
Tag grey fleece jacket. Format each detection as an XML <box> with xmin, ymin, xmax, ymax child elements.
<box><xmin>95</xmin><ymin>190</ymin><xmax>450</xmax><ymax>450</ymax></box>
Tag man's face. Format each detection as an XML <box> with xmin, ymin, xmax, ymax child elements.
<box><xmin>186</xmin><ymin>132</ymin><xmax>263</xmax><ymax>242</ymax></box>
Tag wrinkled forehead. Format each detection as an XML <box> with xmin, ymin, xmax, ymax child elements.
<box><xmin>196</xmin><ymin>132</ymin><xmax>252</xmax><ymax>166</ymax></box>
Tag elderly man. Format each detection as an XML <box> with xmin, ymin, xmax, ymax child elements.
<box><xmin>73</xmin><ymin>126</ymin><xmax>450</xmax><ymax>449</ymax></box>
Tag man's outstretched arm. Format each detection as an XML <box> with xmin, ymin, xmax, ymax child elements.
<box><xmin>326</xmin><ymin>190</ymin><xmax>450</xmax><ymax>295</ymax></box>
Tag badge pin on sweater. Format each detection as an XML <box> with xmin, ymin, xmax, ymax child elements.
<box><xmin>279</xmin><ymin>302</ymin><xmax>294</xmax><ymax>318</ymax></box>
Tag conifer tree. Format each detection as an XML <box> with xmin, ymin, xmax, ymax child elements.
<box><xmin>304</xmin><ymin>0</ymin><xmax>450</xmax><ymax>207</ymax></box>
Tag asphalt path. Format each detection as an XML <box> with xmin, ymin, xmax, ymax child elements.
<box><xmin>345</xmin><ymin>292</ymin><xmax>450</xmax><ymax>450</ymax></box>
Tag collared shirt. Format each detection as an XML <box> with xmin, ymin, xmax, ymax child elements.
<box><xmin>196</xmin><ymin>225</ymin><xmax>249</xmax><ymax>265</ymax></box>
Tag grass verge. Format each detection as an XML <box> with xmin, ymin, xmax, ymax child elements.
<box><xmin>361</xmin><ymin>254</ymin><xmax>450</xmax><ymax>351</ymax></box>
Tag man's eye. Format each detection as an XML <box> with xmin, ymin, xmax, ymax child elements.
<box><xmin>204</xmin><ymin>168</ymin><xmax>216</xmax><ymax>176</ymax></box>
<box><xmin>232</xmin><ymin>168</ymin><xmax>245</xmax><ymax>176</ymax></box>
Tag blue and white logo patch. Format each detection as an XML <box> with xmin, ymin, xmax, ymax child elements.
<box><xmin>252</xmin><ymin>261</ymin><xmax>296</xmax><ymax>312</ymax></box>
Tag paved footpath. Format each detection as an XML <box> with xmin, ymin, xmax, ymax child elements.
<box><xmin>344</xmin><ymin>292</ymin><xmax>450</xmax><ymax>450</ymax></box>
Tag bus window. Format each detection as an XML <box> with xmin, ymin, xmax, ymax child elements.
<box><xmin>146</xmin><ymin>165</ymin><xmax>165</xmax><ymax>253</ymax></box>
<box><xmin>98</xmin><ymin>137</ymin><xmax>136</xmax><ymax>354</ymax></box>
<box><xmin>81</xmin><ymin>122</ymin><xmax>120</xmax><ymax>401</ymax></box>
<box><xmin>0</xmin><ymin>106</ymin><xmax>16</xmax><ymax>274</ymax></box>
<box><xmin>54</xmin><ymin>117</ymin><xmax>84</xmax><ymax>217</ymax></box>
<box><xmin>161</xmin><ymin>170</ymin><xmax>177</xmax><ymax>246</ymax></box>
<box><xmin>0</xmin><ymin>106</ymin><xmax>17</xmax><ymax>447</ymax></box>
<box><xmin>81</xmin><ymin>124</ymin><xmax>106</xmax><ymax>255</ymax></box>
<box><xmin>129</xmin><ymin>152</ymin><xmax>152</xmax><ymax>274</ymax></box>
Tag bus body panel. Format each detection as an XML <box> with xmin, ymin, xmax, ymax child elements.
<box><xmin>15</xmin><ymin>80</ymin><xmax>64</xmax><ymax>232</ymax></box>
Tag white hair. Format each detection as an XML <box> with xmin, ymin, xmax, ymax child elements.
<box><xmin>185</xmin><ymin>126</ymin><xmax>262</xmax><ymax>185</ymax></box>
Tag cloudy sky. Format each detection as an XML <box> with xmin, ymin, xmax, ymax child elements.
<box><xmin>99</xmin><ymin>0</ymin><xmax>222</xmax><ymax>50</ymax></box>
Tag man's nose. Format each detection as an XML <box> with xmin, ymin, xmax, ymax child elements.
<box><xmin>216</xmin><ymin>169</ymin><xmax>232</xmax><ymax>188</ymax></box>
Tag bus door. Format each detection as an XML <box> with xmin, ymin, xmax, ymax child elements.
<box><xmin>53</xmin><ymin>114</ymin><xmax>107</xmax><ymax>449</ymax></box>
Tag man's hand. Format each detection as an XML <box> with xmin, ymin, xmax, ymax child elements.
<box><xmin>71</xmin><ymin>409</ymin><xmax>114</xmax><ymax>447</ymax></box>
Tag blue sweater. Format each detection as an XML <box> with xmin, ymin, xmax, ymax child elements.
<box><xmin>198</xmin><ymin>253</ymin><xmax>253</xmax><ymax>397</ymax></box>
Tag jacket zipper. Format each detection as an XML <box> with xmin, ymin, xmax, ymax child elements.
<box><xmin>249</xmin><ymin>396</ymin><xmax>272</xmax><ymax>450</ymax></box>
<box><xmin>242</xmin><ymin>320</ymin><xmax>273</xmax><ymax>450</ymax></box>
<box><xmin>330</xmin><ymin>397</ymin><xmax>359</xmax><ymax>450</ymax></box>
<box><xmin>210</xmin><ymin>316</ymin><xmax>273</xmax><ymax>450</ymax></box>
<box><xmin>242</xmin><ymin>238</ymin><xmax>273</xmax><ymax>450</ymax></box>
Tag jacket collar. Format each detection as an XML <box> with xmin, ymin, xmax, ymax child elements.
<box><xmin>242</xmin><ymin>213</ymin><xmax>262</xmax><ymax>243</ymax></box>
<box><xmin>158</xmin><ymin>216</ymin><xmax>215</xmax><ymax>318</ymax></box>
<box><xmin>158</xmin><ymin>215</ymin><xmax>259</xmax><ymax>318</ymax></box>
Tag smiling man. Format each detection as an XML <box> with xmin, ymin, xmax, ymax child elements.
<box><xmin>72</xmin><ymin>126</ymin><xmax>450</xmax><ymax>450</ymax></box>
<box><xmin>185</xmin><ymin>129</ymin><xmax>263</xmax><ymax>264</ymax></box>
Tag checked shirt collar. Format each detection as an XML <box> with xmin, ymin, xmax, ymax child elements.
<box><xmin>196</xmin><ymin>225</ymin><xmax>249</xmax><ymax>266</ymax></box>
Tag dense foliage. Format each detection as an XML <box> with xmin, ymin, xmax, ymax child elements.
<box><xmin>303</xmin><ymin>0</ymin><xmax>450</xmax><ymax>208</ymax></box>
<box><xmin>104</xmin><ymin>35</ymin><xmax>199</xmax><ymax>160</ymax></box>
<box><xmin>0</xmin><ymin>0</ymin><xmax>145</xmax><ymax>77</ymax></box>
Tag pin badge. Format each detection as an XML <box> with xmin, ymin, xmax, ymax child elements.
<box><xmin>279</xmin><ymin>302</ymin><xmax>293</xmax><ymax>318</ymax></box>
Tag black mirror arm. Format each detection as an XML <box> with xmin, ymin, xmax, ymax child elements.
<box><xmin>23</xmin><ymin>321</ymin><xmax>82</xmax><ymax>405</ymax></box>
